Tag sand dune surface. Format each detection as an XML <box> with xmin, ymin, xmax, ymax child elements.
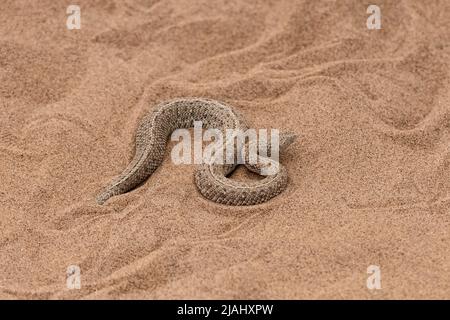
<box><xmin>0</xmin><ymin>0</ymin><xmax>449</xmax><ymax>299</ymax></box>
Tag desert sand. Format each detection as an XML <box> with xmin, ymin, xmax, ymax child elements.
<box><xmin>0</xmin><ymin>0</ymin><xmax>449</xmax><ymax>299</ymax></box>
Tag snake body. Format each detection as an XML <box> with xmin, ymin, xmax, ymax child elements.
<box><xmin>97</xmin><ymin>98</ymin><xmax>295</xmax><ymax>206</ymax></box>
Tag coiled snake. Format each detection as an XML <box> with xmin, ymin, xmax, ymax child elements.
<box><xmin>97</xmin><ymin>98</ymin><xmax>296</xmax><ymax>205</ymax></box>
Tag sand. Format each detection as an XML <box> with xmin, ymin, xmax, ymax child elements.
<box><xmin>0</xmin><ymin>0</ymin><xmax>449</xmax><ymax>299</ymax></box>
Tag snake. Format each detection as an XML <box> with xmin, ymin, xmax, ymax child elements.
<box><xmin>96</xmin><ymin>98</ymin><xmax>296</xmax><ymax>206</ymax></box>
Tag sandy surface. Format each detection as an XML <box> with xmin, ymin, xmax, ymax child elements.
<box><xmin>0</xmin><ymin>0</ymin><xmax>449</xmax><ymax>299</ymax></box>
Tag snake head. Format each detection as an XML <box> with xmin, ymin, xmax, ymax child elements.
<box><xmin>279</xmin><ymin>131</ymin><xmax>298</xmax><ymax>150</ymax></box>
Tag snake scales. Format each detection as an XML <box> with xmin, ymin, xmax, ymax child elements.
<box><xmin>97</xmin><ymin>98</ymin><xmax>296</xmax><ymax>206</ymax></box>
